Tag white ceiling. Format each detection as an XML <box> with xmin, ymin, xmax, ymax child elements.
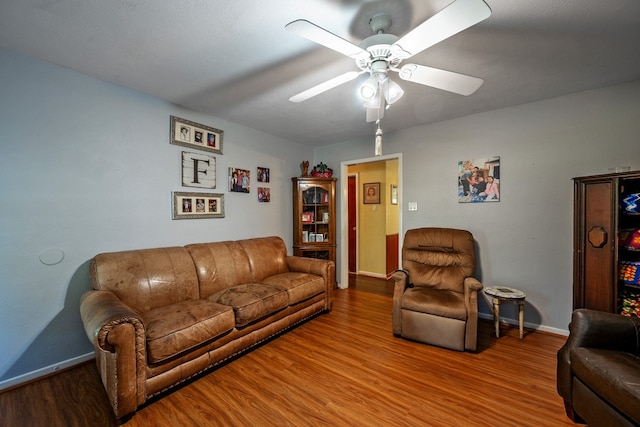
<box><xmin>1</xmin><ymin>0</ymin><xmax>639</xmax><ymax>146</ymax></box>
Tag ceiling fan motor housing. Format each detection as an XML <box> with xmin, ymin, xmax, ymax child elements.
<box><xmin>357</xmin><ymin>33</ymin><xmax>401</xmax><ymax>72</ymax></box>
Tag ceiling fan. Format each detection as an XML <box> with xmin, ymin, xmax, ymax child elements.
<box><xmin>286</xmin><ymin>0</ymin><xmax>492</xmax><ymax>122</ymax></box>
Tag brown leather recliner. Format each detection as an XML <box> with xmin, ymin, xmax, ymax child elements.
<box><xmin>391</xmin><ymin>228</ymin><xmax>483</xmax><ymax>351</ymax></box>
<box><xmin>557</xmin><ymin>309</ymin><xmax>640</xmax><ymax>426</ymax></box>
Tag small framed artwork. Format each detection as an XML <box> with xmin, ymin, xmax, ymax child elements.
<box><xmin>257</xmin><ymin>167</ymin><xmax>270</xmax><ymax>183</ymax></box>
<box><xmin>363</xmin><ymin>182</ymin><xmax>381</xmax><ymax>204</ymax></box>
<box><xmin>172</xmin><ymin>192</ymin><xmax>224</xmax><ymax>219</ymax></box>
<box><xmin>458</xmin><ymin>156</ymin><xmax>500</xmax><ymax>203</ymax></box>
<box><xmin>390</xmin><ymin>184</ymin><xmax>398</xmax><ymax>205</ymax></box>
<box><xmin>258</xmin><ymin>187</ymin><xmax>270</xmax><ymax>202</ymax></box>
<box><xmin>229</xmin><ymin>167</ymin><xmax>250</xmax><ymax>193</ymax></box>
<box><xmin>182</xmin><ymin>151</ymin><xmax>216</xmax><ymax>189</ymax></box>
<box><xmin>170</xmin><ymin>115</ymin><xmax>223</xmax><ymax>155</ymax></box>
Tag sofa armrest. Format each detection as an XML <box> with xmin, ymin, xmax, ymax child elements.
<box><xmin>557</xmin><ymin>308</ymin><xmax>640</xmax><ymax>402</ymax></box>
<box><xmin>80</xmin><ymin>290</ymin><xmax>145</xmax><ymax>350</ymax></box>
<box><xmin>80</xmin><ymin>290</ymin><xmax>146</xmax><ymax>419</ymax></box>
<box><xmin>285</xmin><ymin>256</ymin><xmax>335</xmax><ymax>310</ymax></box>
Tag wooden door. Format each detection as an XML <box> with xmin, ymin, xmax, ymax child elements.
<box><xmin>348</xmin><ymin>175</ymin><xmax>357</xmax><ymax>273</ymax></box>
<box><xmin>575</xmin><ymin>178</ymin><xmax>616</xmax><ymax>312</ymax></box>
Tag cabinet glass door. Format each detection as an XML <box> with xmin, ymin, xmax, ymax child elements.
<box><xmin>301</xmin><ymin>185</ymin><xmax>330</xmax><ymax>244</ymax></box>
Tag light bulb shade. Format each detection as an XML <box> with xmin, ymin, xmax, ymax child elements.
<box><xmin>360</xmin><ymin>74</ymin><xmax>379</xmax><ymax>100</ymax></box>
<box><xmin>363</xmin><ymin>92</ymin><xmax>381</xmax><ymax>109</ymax></box>
<box><xmin>383</xmin><ymin>78</ymin><xmax>404</xmax><ymax>105</ymax></box>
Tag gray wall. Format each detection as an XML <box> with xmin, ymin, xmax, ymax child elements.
<box><xmin>315</xmin><ymin>80</ymin><xmax>640</xmax><ymax>334</ymax></box>
<box><xmin>2</xmin><ymin>44</ymin><xmax>639</xmax><ymax>388</ymax></box>
<box><xmin>0</xmin><ymin>49</ymin><xmax>312</xmax><ymax>386</ymax></box>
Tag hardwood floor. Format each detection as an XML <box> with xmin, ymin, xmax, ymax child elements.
<box><xmin>0</xmin><ymin>279</ymin><xmax>581</xmax><ymax>427</ymax></box>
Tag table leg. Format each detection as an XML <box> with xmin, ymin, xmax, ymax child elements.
<box><xmin>492</xmin><ymin>297</ymin><xmax>500</xmax><ymax>338</ymax></box>
<box><xmin>518</xmin><ymin>300</ymin><xmax>524</xmax><ymax>339</ymax></box>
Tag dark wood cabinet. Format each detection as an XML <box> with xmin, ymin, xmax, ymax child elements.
<box><xmin>573</xmin><ymin>171</ymin><xmax>640</xmax><ymax>314</ymax></box>
<box><xmin>292</xmin><ymin>177</ymin><xmax>336</xmax><ymax>265</ymax></box>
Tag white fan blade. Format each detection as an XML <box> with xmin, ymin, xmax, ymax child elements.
<box><xmin>392</xmin><ymin>0</ymin><xmax>491</xmax><ymax>59</ymax></box>
<box><xmin>286</xmin><ymin>19</ymin><xmax>367</xmax><ymax>58</ymax></box>
<box><xmin>398</xmin><ymin>63</ymin><xmax>483</xmax><ymax>96</ymax></box>
<box><xmin>289</xmin><ymin>70</ymin><xmax>364</xmax><ymax>103</ymax></box>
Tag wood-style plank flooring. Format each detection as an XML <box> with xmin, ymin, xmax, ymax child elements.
<box><xmin>0</xmin><ymin>276</ymin><xmax>582</xmax><ymax>426</ymax></box>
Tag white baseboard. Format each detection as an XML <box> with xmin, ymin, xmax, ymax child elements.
<box><xmin>356</xmin><ymin>271</ymin><xmax>387</xmax><ymax>279</ymax></box>
<box><xmin>0</xmin><ymin>352</ymin><xmax>95</xmax><ymax>392</ymax></box>
<box><xmin>478</xmin><ymin>312</ymin><xmax>569</xmax><ymax>336</ymax></box>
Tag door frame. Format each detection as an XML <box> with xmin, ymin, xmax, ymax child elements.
<box><xmin>339</xmin><ymin>153</ymin><xmax>403</xmax><ymax>289</ymax></box>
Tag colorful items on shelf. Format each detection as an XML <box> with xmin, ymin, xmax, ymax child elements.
<box><xmin>310</xmin><ymin>162</ymin><xmax>333</xmax><ymax>178</ymax></box>
<box><xmin>620</xmin><ymin>261</ymin><xmax>640</xmax><ymax>285</ymax></box>
<box><xmin>619</xmin><ymin>229</ymin><xmax>640</xmax><ymax>250</ymax></box>
<box><xmin>620</xmin><ymin>288</ymin><xmax>640</xmax><ymax>317</ymax></box>
<box><xmin>622</xmin><ymin>193</ymin><xmax>640</xmax><ymax>214</ymax></box>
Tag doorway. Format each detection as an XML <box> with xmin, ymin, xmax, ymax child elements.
<box><xmin>339</xmin><ymin>153</ymin><xmax>402</xmax><ymax>289</ymax></box>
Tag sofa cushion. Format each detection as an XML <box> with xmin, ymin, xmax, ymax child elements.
<box><xmin>210</xmin><ymin>283</ymin><xmax>288</xmax><ymax>327</ymax></box>
<box><xmin>262</xmin><ymin>272</ymin><xmax>325</xmax><ymax>305</ymax></box>
<box><xmin>571</xmin><ymin>347</ymin><xmax>640</xmax><ymax>422</ymax></box>
<box><xmin>144</xmin><ymin>299</ymin><xmax>235</xmax><ymax>364</ymax></box>
<box><xmin>401</xmin><ymin>287</ymin><xmax>467</xmax><ymax>321</ymax></box>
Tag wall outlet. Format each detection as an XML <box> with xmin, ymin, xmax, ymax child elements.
<box><xmin>408</xmin><ymin>202</ymin><xmax>418</xmax><ymax>211</ymax></box>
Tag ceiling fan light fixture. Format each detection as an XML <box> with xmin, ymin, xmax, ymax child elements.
<box><xmin>360</xmin><ymin>74</ymin><xmax>379</xmax><ymax>100</ymax></box>
<box><xmin>383</xmin><ymin>78</ymin><xmax>404</xmax><ymax>105</ymax></box>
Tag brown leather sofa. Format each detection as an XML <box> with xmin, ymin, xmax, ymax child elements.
<box><xmin>557</xmin><ymin>308</ymin><xmax>640</xmax><ymax>426</ymax></box>
<box><xmin>80</xmin><ymin>236</ymin><xmax>334</xmax><ymax>419</ymax></box>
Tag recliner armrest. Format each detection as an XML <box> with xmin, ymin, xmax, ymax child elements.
<box><xmin>391</xmin><ymin>270</ymin><xmax>410</xmax><ymax>335</ymax></box>
<box><xmin>463</xmin><ymin>276</ymin><xmax>483</xmax><ymax>292</ymax></box>
<box><xmin>390</xmin><ymin>269</ymin><xmax>410</xmax><ymax>286</ymax></box>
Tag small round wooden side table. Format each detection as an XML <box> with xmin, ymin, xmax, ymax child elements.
<box><xmin>484</xmin><ymin>286</ymin><xmax>527</xmax><ymax>339</ymax></box>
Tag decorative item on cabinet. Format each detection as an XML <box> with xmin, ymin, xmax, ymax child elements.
<box><xmin>301</xmin><ymin>160</ymin><xmax>310</xmax><ymax>177</ymax></box>
<box><xmin>310</xmin><ymin>162</ymin><xmax>333</xmax><ymax>178</ymax></box>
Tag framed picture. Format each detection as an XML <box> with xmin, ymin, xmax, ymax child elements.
<box><xmin>258</xmin><ymin>187</ymin><xmax>270</xmax><ymax>202</ymax></box>
<box><xmin>170</xmin><ymin>115</ymin><xmax>223</xmax><ymax>155</ymax></box>
<box><xmin>257</xmin><ymin>167</ymin><xmax>270</xmax><ymax>183</ymax></box>
<box><xmin>172</xmin><ymin>192</ymin><xmax>224</xmax><ymax>219</ymax></box>
<box><xmin>229</xmin><ymin>167</ymin><xmax>250</xmax><ymax>193</ymax></box>
<box><xmin>363</xmin><ymin>182</ymin><xmax>380</xmax><ymax>204</ymax></box>
<box><xmin>458</xmin><ymin>156</ymin><xmax>500</xmax><ymax>203</ymax></box>
<box><xmin>302</xmin><ymin>212</ymin><xmax>314</xmax><ymax>223</ymax></box>
<box><xmin>390</xmin><ymin>184</ymin><xmax>398</xmax><ymax>205</ymax></box>
<box><xmin>182</xmin><ymin>151</ymin><xmax>216</xmax><ymax>189</ymax></box>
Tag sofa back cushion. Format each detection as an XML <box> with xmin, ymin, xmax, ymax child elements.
<box><xmin>186</xmin><ymin>237</ymin><xmax>289</xmax><ymax>298</ymax></box>
<box><xmin>238</xmin><ymin>236</ymin><xmax>288</xmax><ymax>282</ymax></box>
<box><xmin>185</xmin><ymin>240</ymin><xmax>252</xmax><ymax>299</ymax></box>
<box><xmin>90</xmin><ymin>247</ymin><xmax>200</xmax><ymax>313</ymax></box>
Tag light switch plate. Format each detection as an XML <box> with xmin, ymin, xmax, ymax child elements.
<box><xmin>408</xmin><ymin>202</ymin><xmax>418</xmax><ymax>211</ymax></box>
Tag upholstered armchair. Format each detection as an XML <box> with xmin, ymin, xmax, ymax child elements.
<box><xmin>391</xmin><ymin>228</ymin><xmax>483</xmax><ymax>351</ymax></box>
